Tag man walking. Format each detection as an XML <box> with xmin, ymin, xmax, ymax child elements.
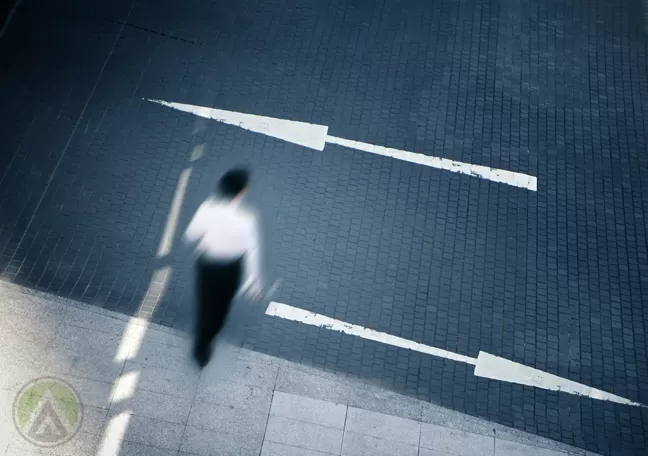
<box><xmin>184</xmin><ymin>167</ymin><xmax>263</xmax><ymax>368</ymax></box>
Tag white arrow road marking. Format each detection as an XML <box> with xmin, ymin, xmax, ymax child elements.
<box><xmin>326</xmin><ymin>135</ymin><xmax>537</xmax><ymax>191</ymax></box>
<box><xmin>266</xmin><ymin>300</ymin><xmax>477</xmax><ymax>365</ymax></box>
<box><xmin>147</xmin><ymin>99</ymin><xmax>329</xmax><ymax>151</ymax></box>
<box><xmin>266</xmin><ymin>302</ymin><xmax>643</xmax><ymax>407</ymax></box>
<box><xmin>146</xmin><ymin>99</ymin><xmax>537</xmax><ymax>191</ymax></box>
<box><xmin>473</xmin><ymin>352</ymin><xmax>640</xmax><ymax>406</ymax></box>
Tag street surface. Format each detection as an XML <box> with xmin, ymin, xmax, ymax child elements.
<box><xmin>1</xmin><ymin>0</ymin><xmax>647</xmax><ymax>455</ymax></box>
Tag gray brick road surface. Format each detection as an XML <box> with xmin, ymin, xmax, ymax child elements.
<box><xmin>1</xmin><ymin>0</ymin><xmax>647</xmax><ymax>455</ymax></box>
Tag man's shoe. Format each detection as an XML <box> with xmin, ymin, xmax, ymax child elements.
<box><xmin>193</xmin><ymin>344</ymin><xmax>211</xmax><ymax>369</ymax></box>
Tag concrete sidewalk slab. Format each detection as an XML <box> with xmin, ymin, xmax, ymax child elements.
<box><xmin>0</xmin><ymin>279</ymin><xmax>602</xmax><ymax>456</ymax></box>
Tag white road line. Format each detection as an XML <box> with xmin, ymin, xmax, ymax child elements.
<box><xmin>146</xmin><ymin>99</ymin><xmax>537</xmax><ymax>191</ymax></box>
<box><xmin>266</xmin><ymin>301</ymin><xmax>477</xmax><ymax>365</ymax></box>
<box><xmin>326</xmin><ymin>135</ymin><xmax>537</xmax><ymax>191</ymax></box>
<box><xmin>474</xmin><ymin>352</ymin><xmax>640</xmax><ymax>406</ymax></box>
<box><xmin>147</xmin><ymin>99</ymin><xmax>329</xmax><ymax>151</ymax></box>
<box><xmin>266</xmin><ymin>302</ymin><xmax>643</xmax><ymax>407</ymax></box>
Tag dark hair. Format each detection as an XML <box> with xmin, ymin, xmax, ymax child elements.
<box><xmin>218</xmin><ymin>167</ymin><xmax>249</xmax><ymax>199</ymax></box>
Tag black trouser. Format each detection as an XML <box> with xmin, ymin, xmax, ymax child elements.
<box><xmin>194</xmin><ymin>255</ymin><xmax>243</xmax><ymax>359</ymax></box>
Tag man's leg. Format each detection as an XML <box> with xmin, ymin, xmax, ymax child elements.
<box><xmin>193</xmin><ymin>260</ymin><xmax>213</xmax><ymax>367</ymax></box>
<box><xmin>215</xmin><ymin>259</ymin><xmax>242</xmax><ymax>337</ymax></box>
<box><xmin>203</xmin><ymin>261</ymin><xmax>241</xmax><ymax>348</ymax></box>
<box><xmin>193</xmin><ymin>259</ymin><xmax>242</xmax><ymax>368</ymax></box>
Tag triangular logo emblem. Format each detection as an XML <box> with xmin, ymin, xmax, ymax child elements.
<box><xmin>13</xmin><ymin>379</ymin><xmax>83</xmax><ymax>447</ymax></box>
<box><xmin>27</xmin><ymin>399</ymin><xmax>69</xmax><ymax>443</ymax></box>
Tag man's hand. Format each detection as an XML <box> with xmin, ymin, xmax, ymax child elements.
<box><xmin>251</xmin><ymin>283</ymin><xmax>263</xmax><ymax>303</ymax></box>
<box><xmin>251</xmin><ymin>291</ymin><xmax>262</xmax><ymax>303</ymax></box>
<box><xmin>243</xmin><ymin>281</ymin><xmax>263</xmax><ymax>303</ymax></box>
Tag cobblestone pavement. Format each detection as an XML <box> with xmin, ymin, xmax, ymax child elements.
<box><xmin>1</xmin><ymin>0</ymin><xmax>647</xmax><ymax>455</ymax></box>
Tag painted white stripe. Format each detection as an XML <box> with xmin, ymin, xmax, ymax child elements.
<box><xmin>146</xmin><ymin>99</ymin><xmax>329</xmax><ymax>151</ymax></box>
<box><xmin>96</xmin><ymin>412</ymin><xmax>131</xmax><ymax>456</ymax></box>
<box><xmin>110</xmin><ymin>370</ymin><xmax>140</xmax><ymax>403</ymax></box>
<box><xmin>326</xmin><ymin>135</ymin><xmax>537</xmax><ymax>191</ymax></box>
<box><xmin>100</xmin><ymin>144</ymin><xmax>196</xmax><ymax>456</ymax></box>
<box><xmin>266</xmin><ymin>302</ymin><xmax>644</xmax><ymax>407</ymax></box>
<box><xmin>266</xmin><ymin>301</ymin><xmax>478</xmax><ymax>365</ymax></box>
<box><xmin>475</xmin><ymin>352</ymin><xmax>642</xmax><ymax>407</ymax></box>
<box><xmin>146</xmin><ymin>99</ymin><xmax>537</xmax><ymax>191</ymax></box>
<box><xmin>157</xmin><ymin>167</ymin><xmax>191</xmax><ymax>257</ymax></box>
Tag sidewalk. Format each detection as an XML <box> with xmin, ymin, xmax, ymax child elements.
<box><xmin>0</xmin><ymin>280</ymin><xmax>601</xmax><ymax>456</ymax></box>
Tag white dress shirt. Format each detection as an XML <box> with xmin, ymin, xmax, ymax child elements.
<box><xmin>184</xmin><ymin>197</ymin><xmax>262</xmax><ymax>295</ymax></box>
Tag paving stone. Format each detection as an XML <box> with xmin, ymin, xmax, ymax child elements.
<box><xmin>113</xmin><ymin>413</ymin><xmax>185</xmax><ymax>451</ymax></box>
<box><xmin>493</xmin><ymin>424</ymin><xmax>591</xmax><ymax>455</ymax></box>
<box><xmin>105</xmin><ymin>441</ymin><xmax>179</xmax><ymax>456</ymax></box>
<box><xmin>341</xmin><ymin>431</ymin><xmax>418</xmax><ymax>456</ymax></box>
<box><xmin>200</xmin><ymin>355</ymin><xmax>279</xmax><ymax>388</ymax></box>
<box><xmin>8</xmin><ymin>431</ymin><xmax>101</xmax><ymax>456</ymax></box>
<box><xmin>0</xmin><ymin>303</ymin><xmax>62</xmax><ymax>347</ymax></box>
<box><xmin>55</xmin><ymin>376</ymin><xmax>115</xmax><ymax>410</ymax></box>
<box><xmin>124</xmin><ymin>324</ymin><xmax>189</xmax><ymax>349</ymax></box>
<box><xmin>275</xmin><ymin>365</ymin><xmax>352</xmax><ymax>405</ymax></box>
<box><xmin>181</xmin><ymin>424</ymin><xmax>264</xmax><ymax>456</ymax></box>
<box><xmin>345</xmin><ymin>407</ymin><xmax>420</xmax><ymax>447</ymax></box>
<box><xmin>265</xmin><ymin>415</ymin><xmax>344</xmax><ymax>455</ymax></box>
<box><xmin>0</xmin><ymin>389</ymin><xmax>15</xmax><ymax>454</ymax></box>
<box><xmin>0</xmin><ymin>356</ymin><xmax>51</xmax><ymax>390</ymax></box>
<box><xmin>346</xmin><ymin>383</ymin><xmax>423</xmax><ymax>422</ymax></box>
<box><xmin>187</xmin><ymin>400</ymin><xmax>267</xmax><ymax>435</ymax></box>
<box><xmin>418</xmin><ymin>449</ymin><xmax>464</xmax><ymax>456</ymax></box>
<box><xmin>494</xmin><ymin>439</ymin><xmax>570</xmax><ymax>456</ymax></box>
<box><xmin>0</xmin><ymin>314</ymin><xmax>69</xmax><ymax>370</ymax></box>
<box><xmin>195</xmin><ymin>379</ymin><xmax>272</xmax><ymax>413</ymax></box>
<box><xmin>80</xmin><ymin>405</ymin><xmax>110</xmax><ymax>435</ymax></box>
<box><xmin>128</xmin><ymin>340</ymin><xmax>194</xmax><ymax>373</ymax></box>
<box><xmin>0</xmin><ymin>286</ymin><xmax>68</xmax><ymax>322</ymax></box>
<box><xmin>123</xmin><ymin>361</ymin><xmax>199</xmax><ymax>400</ymax></box>
<box><xmin>109</xmin><ymin>387</ymin><xmax>192</xmax><ymax>424</ymax></box>
<box><xmin>419</xmin><ymin>422</ymin><xmax>494</xmax><ymax>456</ymax></box>
<box><xmin>62</xmin><ymin>307</ymin><xmax>129</xmax><ymax>335</ymax></box>
<box><xmin>51</xmin><ymin>324</ymin><xmax>124</xmax><ymax>361</ymax></box>
<box><xmin>270</xmin><ymin>391</ymin><xmax>347</xmax><ymax>429</ymax></box>
<box><xmin>51</xmin><ymin>346</ymin><xmax>126</xmax><ymax>383</ymax></box>
<box><xmin>261</xmin><ymin>441</ymin><xmax>334</xmax><ymax>456</ymax></box>
<box><xmin>4</xmin><ymin>447</ymin><xmax>50</xmax><ymax>456</ymax></box>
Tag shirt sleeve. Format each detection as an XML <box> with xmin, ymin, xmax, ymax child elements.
<box><xmin>184</xmin><ymin>203</ymin><xmax>208</xmax><ymax>244</ymax></box>
<box><xmin>242</xmin><ymin>214</ymin><xmax>262</xmax><ymax>294</ymax></box>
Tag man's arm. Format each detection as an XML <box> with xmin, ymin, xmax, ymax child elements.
<box><xmin>184</xmin><ymin>203</ymin><xmax>207</xmax><ymax>245</ymax></box>
<box><xmin>242</xmin><ymin>215</ymin><xmax>262</xmax><ymax>298</ymax></box>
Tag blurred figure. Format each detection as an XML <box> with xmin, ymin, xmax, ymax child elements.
<box><xmin>184</xmin><ymin>167</ymin><xmax>263</xmax><ymax>368</ymax></box>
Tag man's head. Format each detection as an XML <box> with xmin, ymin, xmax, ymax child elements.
<box><xmin>218</xmin><ymin>167</ymin><xmax>249</xmax><ymax>200</ymax></box>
